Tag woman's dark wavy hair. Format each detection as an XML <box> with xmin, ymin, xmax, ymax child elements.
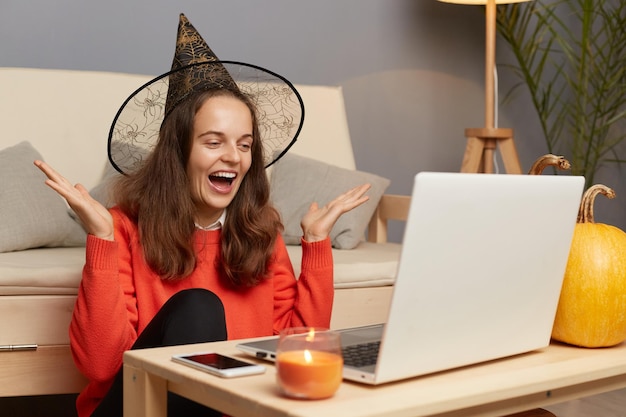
<box><xmin>113</xmin><ymin>88</ymin><xmax>283</xmax><ymax>286</ymax></box>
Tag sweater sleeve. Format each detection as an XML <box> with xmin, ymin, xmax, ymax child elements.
<box><xmin>271</xmin><ymin>235</ymin><xmax>334</xmax><ymax>333</ymax></box>
<box><xmin>69</xmin><ymin>209</ymin><xmax>139</xmax><ymax>382</ymax></box>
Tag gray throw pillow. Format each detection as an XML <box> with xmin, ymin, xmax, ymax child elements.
<box><xmin>67</xmin><ymin>161</ymin><xmax>119</xmax><ymax>228</ymax></box>
<box><xmin>270</xmin><ymin>153</ymin><xmax>390</xmax><ymax>249</ymax></box>
<box><xmin>88</xmin><ymin>161</ymin><xmax>119</xmax><ymax>208</ymax></box>
<box><xmin>85</xmin><ymin>141</ymin><xmax>149</xmax><ymax>209</ymax></box>
<box><xmin>0</xmin><ymin>141</ymin><xmax>87</xmax><ymax>252</ymax></box>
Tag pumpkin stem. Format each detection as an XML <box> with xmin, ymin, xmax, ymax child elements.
<box><xmin>527</xmin><ymin>154</ymin><xmax>571</xmax><ymax>175</ymax></box>
<box><xmin>577</xmin><ymin>184</ymin><xmax>616</xmax><ymax>223</ymax></box>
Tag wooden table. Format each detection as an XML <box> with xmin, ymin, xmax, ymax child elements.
<box><xmin>123</xmin><ymin>339</ymin><xmax>626</xmax><ymax>417</ymax></box>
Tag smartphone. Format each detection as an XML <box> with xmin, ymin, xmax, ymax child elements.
<box><xmin>171</xmin><ymin>352</ymin><xmax>266</xmax><ymax>378</ymax></box>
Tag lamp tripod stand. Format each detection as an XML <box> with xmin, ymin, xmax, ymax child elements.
<box><xmin>442</xmin><ymin>0</ymin><xmax>525</xmax><ymax>174</ymax></box>
<box><xmin>460</xmin><ymin>127</ymin><xmax>521</xmax><ymax>174</ymax></box>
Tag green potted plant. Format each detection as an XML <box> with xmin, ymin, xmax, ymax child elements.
<box><xmin>496</xmin><ymin>0</ymin><xmax>625</xmax><ymax>188</ymax></box>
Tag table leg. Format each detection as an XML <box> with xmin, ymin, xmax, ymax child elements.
<box><xmin>123</xmin><ymin>363</ymin><xmax>167</xmax><ymax>417</ymax></box>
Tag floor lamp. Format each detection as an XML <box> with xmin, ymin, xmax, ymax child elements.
<box><xmin>438</xmin><ymin>0</ymin><xmax>530</xmax><ymax>174</ymax></box>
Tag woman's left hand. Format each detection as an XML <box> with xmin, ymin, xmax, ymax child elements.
<box><xmin>300</xmin><ymin>183</ymin><xmax>371</xmax><ymax>243</ymax></box>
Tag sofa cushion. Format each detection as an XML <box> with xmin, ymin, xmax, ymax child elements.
<box><xmin>271</xmin><ymin>153</ymin><xmax>390</xmax><ymax>249</ymax></box>
<box><xmin>0</xmin><ymin>247</ymin><xmax>83</xmax><ymax>295</ymax></box>
<box><xmin>0</xmin><ymin>243</ymin><xmax>399</xmax><ymax>296</ymax></box>
<box><xmin>0</xmin><ymin>142</ymin><xmax>87</xmax><ymax>253</ymax></box>
<box><xmin>286</xmin><ymin>242</ymin><xmax>399</xmax><ymax>288</ymax></box>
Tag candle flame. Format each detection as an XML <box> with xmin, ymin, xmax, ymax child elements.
<box><xmin>304</xmin><ymin>349</ymin><xmax>313</xmax><ymax>363</ymax></box>
<box><xmin>306</xmin><ymin>328</ymin><xmax>315</xmax><ymax>342</ymax></box>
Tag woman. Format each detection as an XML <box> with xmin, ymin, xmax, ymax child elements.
<box><xmin>34</xmin><ymin>14</ymin><xmax>371</xmax><ymax>417</ymax></box>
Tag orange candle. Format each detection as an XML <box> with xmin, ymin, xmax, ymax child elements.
<box><xmin>276</xmin><ymin>349</ymin><xmax>343</xmax><ymax>399</ymax></box>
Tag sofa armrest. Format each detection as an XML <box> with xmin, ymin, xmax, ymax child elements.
<box><xmin>367</xmin><ymin>194</ymin><xmax>411</xmax><ymax>243</ymax></box>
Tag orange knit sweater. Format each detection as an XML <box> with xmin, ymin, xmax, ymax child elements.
<box><xmin>70</xmin><ymin>208</ymin><xmax>334</xmax><ymax>417</ymax></box>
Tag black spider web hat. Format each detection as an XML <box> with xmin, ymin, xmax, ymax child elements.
<box><xmin>108</xmin><ymin>13</ymin><xmax>304</xmax><ymax>175</ymax></box>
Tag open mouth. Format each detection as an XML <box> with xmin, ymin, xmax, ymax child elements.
<box><xmin>209</xmin><ymin>171</ymin><xmax>236</xmax><ymax>188</ymax></box>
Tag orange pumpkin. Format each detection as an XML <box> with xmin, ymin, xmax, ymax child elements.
<box><xmin>551</xmin><ymin>184</ymin><xmax>626</xmax><ymax>347</ymax></box>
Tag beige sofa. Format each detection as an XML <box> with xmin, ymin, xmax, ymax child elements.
<box><xmin>0</xmin><ymin>67</ymin><xmax>409</xmax><ymax>398</ymax></box>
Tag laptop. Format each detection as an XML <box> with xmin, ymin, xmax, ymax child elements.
<box><xmin>237</xmin><ymin>172</ymin><xmax>584</xmax><ymax>385</ymax></box>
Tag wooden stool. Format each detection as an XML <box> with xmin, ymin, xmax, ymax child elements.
<box><xmin>504</xmin><ymin>409</ymin><xmax>556</xmax><ymax>417</ymax></box>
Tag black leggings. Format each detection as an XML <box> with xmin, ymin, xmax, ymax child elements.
<box><xmin>90</xmin><ymin>288</ymin><xmax>227</xmax><ymax>417</ymax></box>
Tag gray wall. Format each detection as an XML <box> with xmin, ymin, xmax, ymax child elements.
<box><xmin>2</xmin><ymin>0</ymin><xmax>624</xmax><ymax>241</ymax></box>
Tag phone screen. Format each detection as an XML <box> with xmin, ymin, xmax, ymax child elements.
<box><xmin>182</xmin><ymin>353</ymin><xmax>254</xmax><ymax>369</ymax></box>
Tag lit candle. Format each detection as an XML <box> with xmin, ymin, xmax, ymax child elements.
<box><xmin>276</xmin><ymin>349</ymin><xmax>343</xmax><ymax>399</ymax></box>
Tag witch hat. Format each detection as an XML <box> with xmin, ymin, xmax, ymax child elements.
<box><xmin>108</xmin><ymin>13</ymin><xmax>304</xmax><ymax>175</ymax></box>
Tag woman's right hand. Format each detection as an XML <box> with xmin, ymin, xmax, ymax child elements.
<box><xmin>34</xmin><ymin>160</ymin><xmax>115</xmax><ymax>241</ymax></box>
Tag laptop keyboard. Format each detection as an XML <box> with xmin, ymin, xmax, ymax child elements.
<box><xmin>342</xmin><ymin>341</ymin><xmax>380</xmax><ymax>368</ymax></box>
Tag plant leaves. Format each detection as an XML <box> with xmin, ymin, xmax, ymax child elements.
<box><xmin>496</xmin><ymin>0</ymin><xmax>626</xmax><ymax>188</ymax></box>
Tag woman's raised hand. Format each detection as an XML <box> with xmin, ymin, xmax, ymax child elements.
<box><xmin>34</xmin><ymin>160</ymin><xmax>115</xmax><ymax>241</ymax></box>
<box><xmin>300</xmin><ymin>183</ymin><xmax>371</xmax><ymax>243</ymax></box>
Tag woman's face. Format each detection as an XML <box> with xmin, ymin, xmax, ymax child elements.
<box><xmin>187</xmin><ymin>94</ymin><xmax>253</xmax><ymax>226</ymax></box>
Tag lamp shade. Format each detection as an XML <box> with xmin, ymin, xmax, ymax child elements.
<box><xmin>438</xmin><ymin>0</ymin><xmax>530</xmax><ymax>4</ymax></box>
